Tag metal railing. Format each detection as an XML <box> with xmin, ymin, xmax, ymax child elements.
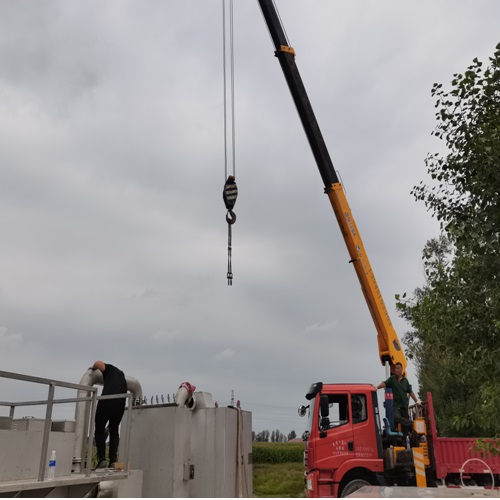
<box><xmin>0</xmin><ymin>370</ymin><xmax>132</xmax><ymax>482</ymax></box>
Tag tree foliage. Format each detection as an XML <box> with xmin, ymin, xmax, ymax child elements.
<box><xmin>253</xmin><ymin>430</ymin><xmax>270</xmax><ymax>442</ymax></box>
<box><xmin>252</xmin><ymin>429</ymin><xmax>297</xmax><ymax>442</ymax></box>
<box><xmin>397</xmin><ymin>43</ymin><xmax>500</xmax><ymax>438</ymax></box>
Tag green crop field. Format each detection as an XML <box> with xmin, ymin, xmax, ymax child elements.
<box><xmin>253</xmin><ymin>442</ymin><xmax>305</xmax><ymax>498</ymax></box>
<box><xmin>253</xmin><ymin>442</ymin><xmax>304</xmax><ymax>464</ymax></box>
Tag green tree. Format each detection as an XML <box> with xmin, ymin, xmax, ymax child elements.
<box><xmin>398</xmin><ymin>43</ymin><xmax>500</xmax><ymax>438</ymax></box>
<box><xmin>254</xmin><ymin>430</ymin><xmax>270</xmax><ymax>442</ymax></box>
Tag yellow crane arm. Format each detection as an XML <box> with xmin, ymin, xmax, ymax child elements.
<box><xmin>327</xmin><ymin>183</ymin><xmax>406</xmax><ymax>372</ymax></box>
<box><xmin>257</xmin><ymin>0</ymin><xmax>407</xmax><ymax>373</ymax></box>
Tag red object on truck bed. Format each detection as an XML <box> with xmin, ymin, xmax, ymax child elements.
<box><xmin>426</xmin><ymin>392</ymin><xmax>500</xmax><ymax>479</ymax></box>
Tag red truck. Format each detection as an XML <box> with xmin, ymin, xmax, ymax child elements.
<box><xmin>255</xmin><ymin>1</ymin><xmax>500</xmax><ymax>496</ymax></box>
<box><xmin>299</xmin><ymin>384</ymin><xmax>500</xmax><ymax>497</ymax></box>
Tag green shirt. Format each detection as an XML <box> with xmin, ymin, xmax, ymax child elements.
<box><xmin>385</xmin><ymin>375</ymin><xmax>412</xmax><ymax>410</ymax></box>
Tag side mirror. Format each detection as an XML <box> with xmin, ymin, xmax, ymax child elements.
<box><xmin>298</xmin><ymin>405</ymin><xmax>308</xmax><ymax>417</ymax></box>
<box><xmin>320</xmin><ymin>395</ymin><xmax>330</xmax><ymax>417</ymax></box>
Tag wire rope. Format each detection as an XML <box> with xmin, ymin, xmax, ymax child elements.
<box><xmin>222</xmin><ymin>0</ymin><xmax>228</xmax><ymax>181</ymax></box>
<box><xmin>230</xmin><ymin>0</ymin><xmax>236</xmax><ymax>179</ymax></box>
<box><xmin>460</xmin><ymin>458</ymin><xmax>495</xmax><ymax>489</ymax></box>
<box><xmin>259</xmin><ymin>0</ymin><xmax>291</xmax><ymax>49</ymax></box>
<box><xmin>222</xmin><ymin>0</ymin><xmax>236</xmax><ymax>180</ymax></box>
<box><xmin>272</xmin><ymin>0</ymin><xmax>290</xmax><ymax>46</ymax></box>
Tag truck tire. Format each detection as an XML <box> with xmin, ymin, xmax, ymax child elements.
<box><xmin>340</xmin><ymin>478</ymin><xmax>370</xmax><ymax>497</ymax></box>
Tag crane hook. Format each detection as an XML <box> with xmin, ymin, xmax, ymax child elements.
<box><xmin>223</xmin><ymin>176</ymin><xmax>238</xmax><ymax>285</ymax></box>
<box><xmin>226</xmin><ymin>210</ymin><xmax>236</xmax><ymax>224</ymax></box>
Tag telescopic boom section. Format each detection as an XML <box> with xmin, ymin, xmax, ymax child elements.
<box><xmin>257</xmin><ymin>0</ymin><xmax>406</xmax><ymax>373</ymax></box>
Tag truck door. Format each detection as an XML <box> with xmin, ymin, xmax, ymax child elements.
<box><xmin>314</xmin><ymin>392</ymin><xmax>355</xmax><ymax>470</ymax></box>
<box><xmin>351</xmin><ymin>393</ymin><xmax>380</xmax><ymax>459</ymax></box>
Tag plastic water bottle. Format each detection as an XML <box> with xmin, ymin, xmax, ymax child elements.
<box><xmin>47</xmin><ymin>450</ymin><xmax>56</xmax><ymax>480</ymax></box>
<box><xmin>406</xmin><ymin>435</ymin><xmax>410</xmax><ymax>450</ymax></box>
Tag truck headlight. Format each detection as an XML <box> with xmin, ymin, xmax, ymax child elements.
<box><xmin>307</xmin><ymin>475</ymin><xmax>314</xmax><ymax>491</ymax></box>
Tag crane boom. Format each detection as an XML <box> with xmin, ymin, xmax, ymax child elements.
<box><xmin>257</xmin><ymin>0</ymin><xmax>406</xmax><ymax>373</ymax></box>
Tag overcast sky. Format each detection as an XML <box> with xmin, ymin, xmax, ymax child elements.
<box><xmin>0</xmin><ymin>1</ymin><xmax>499</xmax><ymax>436</ymax></box>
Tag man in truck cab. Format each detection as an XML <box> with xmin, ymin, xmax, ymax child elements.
<box><xmin>377</xmin><ymin>362</ymin><xmax>420</xmax><ymax>436</ymax></box>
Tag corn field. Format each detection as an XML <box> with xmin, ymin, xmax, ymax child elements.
<box><xmin>253</xmin><ymin>442</ymin><xmax>304</xmax><ymax>464</ymax></box>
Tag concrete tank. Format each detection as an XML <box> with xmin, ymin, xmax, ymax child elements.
<box><xmin>190</xmin><ymin>406</ymin><xmax>252</xmax><ymax>497</ymax></box>
<box><xmin>121</xmin><ymin>393</ymin><xmax>253</xmax><ymax>498</ymax></box>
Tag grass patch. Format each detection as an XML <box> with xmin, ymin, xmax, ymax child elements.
<box><xmin>253</xmin><ymin>462</ymin><xmax>305</xmax><ymax>498</ymax></box>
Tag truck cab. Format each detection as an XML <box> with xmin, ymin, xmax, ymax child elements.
<box><xmin>301</xmin><ymin>383</ymin><xmax>384</xmax><ymax>497</ymax></box>
<box><xmin>301</xmin><ymin>382</ymin><xmax>428</xmax><ymax>497</ymax></box>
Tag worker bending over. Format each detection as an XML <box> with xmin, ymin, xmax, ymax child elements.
<box><xmin>92</xmin><ymin>361</ymin><xmax>127</xmax><ymax>469</ymax></box>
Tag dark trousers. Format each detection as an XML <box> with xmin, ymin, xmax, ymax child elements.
<box><xmin>95</xmin><ymin>399</ymin><xmax>125</xmax><ymax>464</ymax></box>
<box><xmin>393</xmin><ymin>406</ymin><xmax>412</xmax><ymax>436</ymax></box>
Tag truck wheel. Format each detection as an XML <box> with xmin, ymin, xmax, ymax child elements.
<box><xmin>340</xmin><ymin>478</ymin><xmax>370</xmax><ymax>497</ymax></box>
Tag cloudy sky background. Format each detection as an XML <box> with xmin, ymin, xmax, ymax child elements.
<box><xmin>0</xmin><ymin>1</ymin><xmax>499</xmax><ymax>435</ymax></box>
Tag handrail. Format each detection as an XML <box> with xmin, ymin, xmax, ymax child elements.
<box><xmin>0</xmin><ymin>370</ymin><xmax>132</xmax><ymax>483</ymax></box>
<box><xmin>0</xmin><ymin>370</ymin><xmax>99</xmax><ymax>392</ymax></box>
<box><xmin>0</xmin><ymin>392</ymin><xmax>130</xmax><ymax>409</ymax></box>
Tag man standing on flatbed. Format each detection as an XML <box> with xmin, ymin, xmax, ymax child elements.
<box><xmin>377</xmin><ymin>361</ymin><xmax>419</xmax><ymax>436</ymax></box>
